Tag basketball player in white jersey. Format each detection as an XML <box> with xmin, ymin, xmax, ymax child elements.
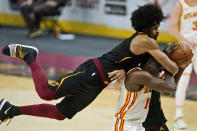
<box><xmin>110</xmin><ymin>55</ymin><xmax>177</xmax><ymax>131</ymax></box>
<box><xmin>169</xmin><ymin>0</ymin><xmax>197</xmax><ymax>129</ymax></box>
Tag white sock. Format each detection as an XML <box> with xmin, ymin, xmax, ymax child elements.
<box><xmin>175</xmin><ymin>106</ymin><xmax>183</xmax><ymax>119</ymax></box>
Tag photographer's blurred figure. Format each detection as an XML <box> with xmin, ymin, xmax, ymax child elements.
<box><xmin>20</xmin><ymin>0</ymin><xmax>68</xmax><ymax>38</ymax></box>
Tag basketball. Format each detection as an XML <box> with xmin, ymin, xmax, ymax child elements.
<box><xmin>170</xmin><ymin>43</ymin><xmax>193</xmax><ymax>65</ymax></box>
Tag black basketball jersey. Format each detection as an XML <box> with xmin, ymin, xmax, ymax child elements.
<box><xmin>98</xmin><ymin>32</ymin><xmax>151</xmax><ymax>73</ymax></box>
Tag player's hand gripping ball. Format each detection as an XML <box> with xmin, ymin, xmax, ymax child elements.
<box><xmin>170</xmin><ymin>43</ymin><xmax>193</xmax><ymax>66</ymax></box>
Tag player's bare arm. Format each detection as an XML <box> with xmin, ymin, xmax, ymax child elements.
<box><xmin>125</xmin><ymin>70</ymin><xmax>176</xmax><ymax>93</ymax></box>
<box><xmin>130</xmin><ymin>35</ymin><xmax>178</xmax><ymax>75</ymax></box>
<box><xmin>169</xmin><ymin>3</ymin><xmax>187</xmax><ymax>42</ymax></box>
<box><xmin>169</xmin><ymin>3</ymin><xmax>197</xmax><ymax>48</ymax></box>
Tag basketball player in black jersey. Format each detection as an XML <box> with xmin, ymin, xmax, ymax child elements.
<box><xmin>0</xmin><ymin>4</ymin><xmax>179</xmax><ymax>125</ymax></box>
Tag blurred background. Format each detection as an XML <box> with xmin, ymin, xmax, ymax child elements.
<box><xmin>0</xmin><ymin>0</ymin><xmax>196</xmax><ymax>131</ymax></box>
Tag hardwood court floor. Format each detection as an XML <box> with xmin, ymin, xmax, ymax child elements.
<box><xmin>0</xmin><ymin>73</ymin><xmax>196</xmax><ymax>131</ymax></box>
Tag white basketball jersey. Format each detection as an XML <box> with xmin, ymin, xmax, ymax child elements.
<box><xmin>179</xmin><ymin>0</ymin><xmax>197</xmax><ymax>42</ymax></box>
<box><xmin>113</xmin><ymin>68</ymin><xmax>152</xmax><ymax>126</ymax></box>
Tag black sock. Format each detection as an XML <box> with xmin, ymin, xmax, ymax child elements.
<box><xmin>24</xmin><ymin>54</ymin><xmax>36</xmax><ymax>65</ymax></box>
<box><xmin>12</xmin><ymin>106</ymin><xmax>21</xmax><ymax>116</ymax></box>
<box><xmin>8</xmin><ymin>106</ymin><xmax>21</xmax><ymax>117</ymax></box>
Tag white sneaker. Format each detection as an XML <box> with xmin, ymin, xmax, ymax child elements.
<box><xmin>174</xmin><ymin>117</ymin><xmax>188</xmax><ymax>129</ymax></box>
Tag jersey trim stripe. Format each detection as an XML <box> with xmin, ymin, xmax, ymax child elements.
<box><xmin>115</xmin><ymin>91</ymin><xmax>131</xmax><ymax>118</ymax></box>
<box><xmin>120</xmin><ymin>119</ymin><xmax>125</xmax><ymax>131</ymax></box>
<box><xmin>184</xmin><ymin>0</ymin><xmax>197</xmax><ymax>7</ymax></box>
<box><xmin>114</xmin><ymin>118</ymin><xmax>125</xmax><ymax>131</ymax></box>
<box><xmin>57</xmin><ymin>71</ymin><xmax>82</xmax><ymax>90</ymax></box>
<box><xmin>114</xmin><ymin>118</ymin><xmax>119</xmax><ymax>131</ymax></box>
<box><xmin>144</xmin><ymin>98</ymin><xmax>151</xmax><ymax>109</ymax></box>
<box><xmin>120</xmin><ymin>92</ymin><xmax>138</xmax><ymax>119</ymax></box>
<box><xmin>119</xmin><ymin>57</ymin><xmax>132</xmax><ymax>63</ymax></box>
<box><xmin>138</xmin><ymin>86</ymin><xmax>145</xmax><ymax>92</ymax></box>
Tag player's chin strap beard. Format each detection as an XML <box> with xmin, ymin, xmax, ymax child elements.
<box><xmin>148</xmin><ymin>31</ymin><xmax>159</xmax><ymax>40</ymax></box>
<box><xmin>142</xmin><ymin>29</ymin><xmax>155</xmax><ymax>40</ymax></box>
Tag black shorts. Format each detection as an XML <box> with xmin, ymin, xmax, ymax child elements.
<box><xmin>143</xmin><ymin>91</ymin><xmax>167</xmax><ymax>130</ymax></box>
<box><xmin>49</xmin><ymin>59</ymin><xmax>106</xmax><ymax>119</ymax></box>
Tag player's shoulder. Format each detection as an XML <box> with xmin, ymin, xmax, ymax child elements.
<box><xmin>134</xmin><ymin>34</ymin><xmax>156</xmax><ymax>44</ymax></box>
<box><xmin>127</xmin><ymin>67</ymin><xmax>142</xmax><ymax>75</ymax></box>
<box><xmin>126</xmin><ymin>67</ymin><xmax>151</xmax><ymax>79</ymax></box>
<box><xmin>132</xmin><ymin>34</ymin><xmax>158</xmax><ymax>49</ymax></box>
<box><xmin>134</xmin><ymin>33</ymin><xmax>149</xmax><ymax>40</ymax></box>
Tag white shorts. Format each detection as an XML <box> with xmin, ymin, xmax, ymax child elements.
<box><xmin>110</xmin><ymin>117</ymin><xmax>145</xmax><ymax>131</ymax></box>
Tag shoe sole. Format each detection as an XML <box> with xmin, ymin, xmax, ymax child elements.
<box><xmin>0</xmin><ymin>99</ymin><xmax>6</xmax><ymax>111</ymax></box>
<box><xmin>8</xmin><ymin>44</ymin><xmax>39</xmax><ymax>57</ymax></box>
<box><xmin>174</xmin><ymin>123</ymin><xmax>187</xmax><ymax>129</ymax></box>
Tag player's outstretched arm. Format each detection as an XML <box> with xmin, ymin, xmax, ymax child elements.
<box><xmin>169</xmin><ymin>3</ymin><xmax>188</xmax><ymax>43</ymax></box>
<box><xmin>131</xmin><ymin>36</ymin><xmax>178</xmax><ymax>75</ymax></box>
<box><xmin>169</xmin><ymin>3</ymin><xmax>197</xmax><ymax>48</ymax></box>
<box><xmin>125</xmin><ymin>70</ymin><xmax>176</xmax><ymax>93</ymax></box>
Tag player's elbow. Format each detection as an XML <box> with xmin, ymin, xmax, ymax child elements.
<box><xmin>163</xmin><ymin>84</ymin><xmax>176</xmax><ymax>93</ymax></box>
<box><xmin>157</xmin><ymin>82</ymin><xmax>176</xmax><ymax>93</ymax></box>
<box><xmin>167</xmin><ymin>86</ymin><xmax>176</xmax><ymax>93</ymax></box>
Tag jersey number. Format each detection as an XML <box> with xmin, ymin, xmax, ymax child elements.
<box><xmin>193</xmin><ymin>21</ymin><xmax>197</xmax><ymax>30</ymax></box>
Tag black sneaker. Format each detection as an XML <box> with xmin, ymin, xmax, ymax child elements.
<box><xmin>0</xmin><ymin>99</ymin><xmax>13</xmax><ymax>125</ymax></box>
<box><xmin>2</xmin><ymin>44</ymin><xmax>39</xmax><ymax>60</ymax></box>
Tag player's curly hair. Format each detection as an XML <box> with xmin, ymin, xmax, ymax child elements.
<box><xmin>131</xmin><ymin>4</ymin><xmax>165</xmax><ymax>32</ymax></box>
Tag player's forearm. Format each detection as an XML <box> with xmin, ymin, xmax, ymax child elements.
<box><xmin>158</xmin><ymin>71</ymin><xmax>176</xmax><ymax>93</ymax></box>
<box><xmin>154</xmin><ymin>52</ymin><xmax>178</xmax><ymax>75</ymax></box>
<box><xmin>169</xmin><ymin>28</ymin><xmax>188</xmax><ymax>43</ymax></box>
<box><xmin>147</xmin><ymin>76</ymin><xmax>176</xmax><ymax>93</ymax></box>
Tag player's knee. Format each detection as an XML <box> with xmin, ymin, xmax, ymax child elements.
<box><xmin>56</xmin><ymin>116</ymin><xmax>66</xmax><ymax>121</ymax></box>
<box><xmin>38</xmin><ymin>93</ymin><xmax>53</xmax><ymax>101</ymax></box>
<box><xmin>55</xmin><ymin>114</ymin><xmax>66</xmax><ymax>120</ymax></box>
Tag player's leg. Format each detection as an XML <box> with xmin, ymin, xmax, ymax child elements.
<box><xmin>0</xmin><ymin>99</ymin><xmax>65</xmax><ymax>124</ymax></box>
<box><xmin>2</xmin><ymin>44</ymin><xmax>57</xmax><ymax>101</ymax></box>
<box><xmin>192</xmin><ymin>48</ymin><xmax>197</xmax><ymax>78</ymax></box>
<box><xmin>56</xmin><ymin>90</ymin><xmax>103</xmax><ymax>120</ymax></box>
<box><xmin>0</xmin><ymin>66</ymin><xmax>88</xmax><ymax>124</ymax></box>
<box><xmin>20</xmin><ymin>103</ymin><xmax>65</xmax><ymax>120</ymax></box>
<box><xmin>174</xmin><ymin>64</ymin><xmax>192</xmax><ymax>129</ymax></box>
<box><xmin>0</xmin><ymin>99</ymin><xmax>20</xmax><ymax>124</ymax></box>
